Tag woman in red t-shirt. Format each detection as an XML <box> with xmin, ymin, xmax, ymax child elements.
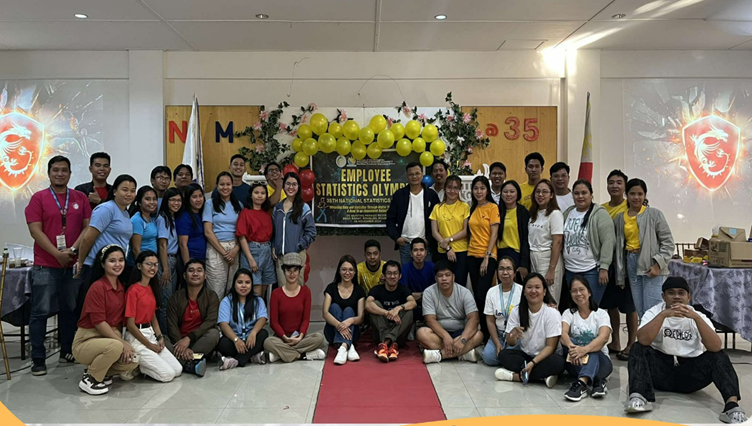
<box><xmin>262</xmin><ymin>253</ymin><xmax>325</xmax><ymax>363</ymax></box>
<box><xmin>237</xmin><ymin>183</ymin><xmax>275</xmax><ymax>298</ymax></box>
<box><xmin>124</xmin><ymin>251</ymin><xmax>183</xmax><ymax>382</ymax></box>
<box><xmin>72</xmin><ymin>245</ymin><xmax>139</xmax><ymax>395</ymax></box>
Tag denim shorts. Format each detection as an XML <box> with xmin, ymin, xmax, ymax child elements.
<box><xmin>240</xmin><ymin>241</ymin><xmax>277</xmax><ymax>286</ymax></box>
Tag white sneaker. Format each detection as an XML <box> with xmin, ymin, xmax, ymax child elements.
<box><xmin>347</xmin><ymin>345</ymin><xmax>360</xmax><ymax>361</ymax></box>
<box><xmin>545</xmin><ymin>374</ymin><xmax>559</xmax><ymax>388</ymax></box>
<box><xmin>78</xmin><ymin>372</ymin><xmax>109</xmax><ymax>395</ymax></box>
<box><xmin>334</xmin><ymin>346</ymin><xmax>348</xmax><ymax>365</ymax></box>
<box><xmin>422</xmin><ymin>349</ymin><xmax>441</xmax><ymax>364</ymax></box>
<box><xmin>305</xmin><ymin>349</ymin><xmax>326</xmax><ymax>360</ymax></box>
<box><xmin>494</xmin><ymin>367</ymin><xmax>515</xmax><ymax>381</ymax></box>
<box><xmin>459</xmin><ymin>348</ymin><xmax>478</xmax><ymax>363</ymax></box>
<box><xmin>119</xmin><ymin>367</ymin><xmax>139</xmax><ymax>381</ymax></box>
<box><xmin>625</xmin><ymin>393</ymin><xmax>653</xmax><ymax>413</ymax></box>
<box><xmin>268</xmin><ymin>351</ymin><xmax>280</xmax><ymax>363</ymax></box>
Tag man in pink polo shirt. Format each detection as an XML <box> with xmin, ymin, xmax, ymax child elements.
<box><xmin>25</xmin><ymin>155</ymin><xmax>92</xmax><ymax>376</ymax></box>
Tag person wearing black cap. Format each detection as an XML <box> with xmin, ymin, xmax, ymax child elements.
<box><xmin>625</xmin><ymin>277</ymin><xmax>746</xmax><ymax>424</ymax></box>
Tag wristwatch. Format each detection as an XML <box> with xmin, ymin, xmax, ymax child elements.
<box><xmin>70</xmin><ymin>247</ymin><xmax>78</xmax><ymax>254</ymax></box>
<box><xmin>449</xmin><ymin>237</ymin><xmax>454</xmax><ymax>243</ymax></box>
<box><xmin>461</xmin><ymin>337</ymin><xmax>467</xmax><ymax>344</ymax></box>
<box><xmin>233</xmin><ymin>337</ymin><xmax>239</xmax><ymax>343</ymax></box>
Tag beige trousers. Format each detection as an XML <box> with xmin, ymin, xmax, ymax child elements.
<box><xmin>263</xmin><ymin>332</ymin><xmax>324</xmax><ymax>363</ymax></box>
<box><xmin>530</xmin><ymin>249</ymin><xmax>564</xmax><ymax>305</ymax></box>
<box><xmin>72</xmin><ymin>327</ymin><xmax>139</xmax><ymax>382</ymax></box>
<box><xmin>205</xmin><ymin>240</ymin><xmax>239</xmax><ymax>299</ymax></box>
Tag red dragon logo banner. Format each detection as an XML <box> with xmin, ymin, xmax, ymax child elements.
<box><xmin>681</xmin><ymin>115</ymin><xmax>741</xmax><ymax>192</ymax></box>
<box><xmin>0</xmin><ymin>112</ymin><xmax>44</xmax><ymax>191</ymax></box>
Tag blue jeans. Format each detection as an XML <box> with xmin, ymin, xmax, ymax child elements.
<box><xmin>324</xmin><ymin>304</ymin><xmax>361</xmax><ymax>348</ymax></box>
<box><xmin>563</xmin><ymin>347</ymin><xmax>613</xmax><ymax>382</ymax></box>
<box><xmin>565</xmin><ymin>267</ymin><xmax>605</xmax><ymax>305</ymax></box>
<box><xmin>481</xmin><ymin>329</ymin><xmax>519</xmax><ymax>366</ymax></box>
<box><xmin>157</xmin><ymin>255</ymin><xmax>179</xmax><ymax>334</ymax></box>
<box><xmin>627</xmin><ymin>252</ymin><xmax>667</xmax><ymax>319</ymax></box>
<box><xmin>399</xmin><ymin>243</ymin><xmax>432</xmax><ymax>267</ymax></box>
<box><xmin>30</xmin><ymin>266</ymin><xmax>81</xmax><ymax>360</ymax></box>
<box><xmin>240</xmin><ymin>242</ymin><xmax>276</xmax><ymax>286</ymax></box>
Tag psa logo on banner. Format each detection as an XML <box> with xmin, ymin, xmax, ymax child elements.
<box><xmin>682</xmin><ymin>115</ymin><xmax>741</xmax><ymax>192</ymax></box>
<box><xmin>0</xmin><ymin>111</ymin><xmax>44</xmax><ymax>190</ymax></box>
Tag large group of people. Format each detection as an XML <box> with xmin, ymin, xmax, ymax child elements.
<box><xmin>22</xmin><ymin>150</ymin><xmax>746</xmax><ymax>423</ymax></box>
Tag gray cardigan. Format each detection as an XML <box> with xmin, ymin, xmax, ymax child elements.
<box><xmin>613</xmin><ymin>206</ymin><xmax>675</xmax><ymax>287</ymax></box>
<box><xmin>563</xmin><ymin>204</ymin><xmax>616</xmax><ymax>271</ymax></box>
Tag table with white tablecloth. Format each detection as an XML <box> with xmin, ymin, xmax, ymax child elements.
<box><xmin>668</xmin><ymin>260</ymin><xmax>752</xmax><ymax>342</ymax></box>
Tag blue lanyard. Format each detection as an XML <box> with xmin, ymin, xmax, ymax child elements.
<box><xmin>499</xmin><ymin>285</ymin><xmax>515</xmax><ymax>322</ymax></box>
<box><xmin>48</xmin><ymin>187</ymin><xmax>70</xmax><ymax>228</ymax></box>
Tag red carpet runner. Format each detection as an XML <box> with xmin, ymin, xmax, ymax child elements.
<box><xmin>313</xmin><ymin>333</ymin><xmax>446</xmax><ymax>423</ymax></box>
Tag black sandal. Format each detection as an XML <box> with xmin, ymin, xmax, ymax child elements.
<box><xmin>616</xmin><ymin>349</ymin><xmax>630</xmax><ymax>361</ymax></box>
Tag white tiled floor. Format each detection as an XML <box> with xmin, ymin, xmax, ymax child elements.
<box><xmin>1</xmin><ymin>322</ymin><xmax>751</xmax><ymax>424</ymax></box>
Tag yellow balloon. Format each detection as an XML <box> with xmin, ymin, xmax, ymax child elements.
<box><xmin>319</xmin><ymin>133</ymin><xmax>336</xmax><ymax>153</ymax></box>
<box><xmin>298</xmin><ymin>124</ymin><xmax>313</xmax><ymax>140</ymax></box>
<box><xmin>390</xmin><ymin>122</ymin><xmax>405</xmax><ymax>140</ymax></box>
<box><xmin>328</xmin><ymin>122</ymin><xmax>343</xmax><ymax>139</ymax></box>
<box><xmin>343</xmin><ymin>120</ymin><xmax>360</xmax><ymax>140</ymax></box>
<box><xmin>292</xmin><ymin>138</ymin><xmax>303</xmax><ymax>152</ymax></box>
<box><xmin>359</xmin><ymin>126</ymin><xmax>375</xmax><ymax>145</ymax></box>
<box><xmin>396</xmin><ymin>138</ymin><xmax>412</xmax><ymax>157</ymax></box>
<box><xmin>430</xmin><ymin>139</ymin><xmax>446</xmax><ymax>156</ymax></box>
<box><xmin>412</xmin><ymin>137</ymin><xmax>426</xmax><ymax>153</ymax></box>
<box><xmin>420</xmin><ymin>151</ymin><xmax>434</xmax><ymax>167</ymax></box>
<box><xmin>302</xmin><ymin>138</ymin><xmax>319</xmax><ymax>156</ymax></box>
<box><xmin>377</xmin><ymin>129</ymin><xmax>395</xmax><ymax>149</ymax></box>
<box><xmin>367</xmin><ymin>143</ymin><xmax>382</xmax><ymax>159</ymax></box>
<box><xmin>405</xmin><ymin>120</ymin><xmax>421</xmax><ymax>140</ymax></box>
<box><xmin>369</xmin><ymin>115</ymin><xmax>387</xmax><ymax>134</ymax></box>
<box><xmin>422</xmin><ymin>124</ymin><xmax>438</xmax><ymax>142</ymax></box>
<box><xmin>351</xmin><ymin>141</ymin><xmax>367</xmax><ymax>160</ymax></box>
<box><xmin>294</xmin><ymin>152</ymin><xmax>310</xmax><ymax>168</ymax></box>
<box><xmin>336</xmin><ymin>137</ymin><xmax>351</xmax><ymax>155</ymax></box>
<box><xmin>310</xmin><ymin>113</ymin><xmax>328</xmax><ymax>135</ymax></box>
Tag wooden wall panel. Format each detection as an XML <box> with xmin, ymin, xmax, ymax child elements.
<box><xmin>165</xmin><ymin>106</ymin><xmax>260</xmax><ymax>191</ymax></box>
<box><xmin>465</xmin><ymin>106</ymin><xmax>557</xmax><ymax>182</ymax></box>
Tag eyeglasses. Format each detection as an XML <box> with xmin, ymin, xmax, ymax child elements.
<box><xmin>385</xmin><ymin>271</ymin><xmax>400</xmax><ymax>277</ymax></box>
<box><xmin>570</xmin><ymin>288</ymin><xmax>588</xmax><ymax>295</ymax></box>
<box><xmin>142</xmin><ymin>261</ymin><xmax>159</xmax><ymax>269</ymax></box>
<box><xmin>535</xmin><ymin>190</ymin><xmax>551</xmax><ymax>195</ymax></box>
<box><xmin>498</xmin><ymin>267</ymin><xmax>514</xmax><ymax>272</ymax></box>
<box><xmin>155</xmin><ymin>176</ymin><xmax>170</xmax><ymax>181</ymax></box>
<box><xmin>285</xmin><ymin>182</ymin><xmax>299</xmax><ymax>187</ymax></box>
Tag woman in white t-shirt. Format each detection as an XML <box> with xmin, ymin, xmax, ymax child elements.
<box><xmin>561</xmin><ymin>275</ymin><xmax>613</xmax><ymax>402</ymax></box>
<box><xmin>494</xmin><ymin>273</ymin><xmax>565</xmax><ymax>388</ymax></box>
<box><xmin>482</xmin><ymin>257</ymin><xmax>523</xmax><ymax>366</ymax></box>
<box><xmin>528</xmin><ymin>179</ymin><xmax>564</xmax><ymax>305</ymax></box>
<box><xmin>561</xmin><ymin>180</ymin><xmax>615</xmax><ymax>305</ymax></box>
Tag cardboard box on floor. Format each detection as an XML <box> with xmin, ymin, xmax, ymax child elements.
<box><xmin>709</xmin><ymin>227</ymin><xmax>752</xmax><ymax>268</ymax></box>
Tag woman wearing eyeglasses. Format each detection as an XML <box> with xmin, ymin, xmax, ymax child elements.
<box><xmin>528</xmin><ymin>179</ymin><xmax>564</xmax><ymax>305</ymax></box>
<box><xmin>272</xmin><ymin>173</ymin><xmax>317</xmax><ymax>286</ymax></box>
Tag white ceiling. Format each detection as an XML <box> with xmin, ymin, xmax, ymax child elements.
<box><xmin>0</xmin><ymin>0</ymin><xmax>750</xmax><ymax>51</ymax></box>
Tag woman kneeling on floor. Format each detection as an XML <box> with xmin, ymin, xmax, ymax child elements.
<box><xmin>494</xmin><ymin>273</ymin><xmax>565</xmax><ymax>387</ymax></box>
<box><xmin>263</xmin><ymin>253</ymin><xmax>326</xmax><ymax>362</ymax></box>
<box><xmin>323</xmin><ymin>255</ymin><xmax>365</xmax><ymax>365</ymax></box>
<box><xmin>125</xmin><ymin>250</ymin><xmax>183</xmax><ymax>382</ymax></box>
<box><xmin>217</xmin><ymin>268</ymin><xmax>269</xmax><ymax>369</ymax></box>
<box><xmin>73</xmin><ymin>245</ymin><xmax>139</xmax><ymax>395</ymax></box>
<box><xmin>560</xmin><ymin>275</ymin><xmax>613</xmax><ymax>401</ymax></box>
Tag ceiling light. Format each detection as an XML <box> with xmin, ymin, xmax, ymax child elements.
<box><xmin>434</xmin><ymin>14</ymin><xmax>447</xmax><ymax>20</ymax></box>
<box><xmin>611</xmin><ymin>13</ymin><xmax>627</xmax><ymax>19</ymax></box>
<box><xmin>255</xmin><ymin>13</ymin><xmax>269</xmax><ymax>19</ymax></box>
<box><xmin>74</xmin><ymin>13</ymin><xmax>88</xmax><ymax>19</ymax></box>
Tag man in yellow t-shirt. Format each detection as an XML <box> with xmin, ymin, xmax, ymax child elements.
<box><xmin>602</xmin><ymin>170</ymin><xmax>629</xmax><ymax>220</ymax></box>
<box><xmin>264</xmin><ymin>162</ymin><xmax>286</xmax><ymax>207</ymax></box>
<box><xmin>357</xmin><ymin>240</ymin><xmax>386</xmax><ymax>292</ymax></box>
<box><xmin>520</xmin><ymin>152</ymin><xmax>545</xmax><ymax>210</ymax></box>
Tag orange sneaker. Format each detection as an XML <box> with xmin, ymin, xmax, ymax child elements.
<box><xmin>377</xmin><ymin>343</ymin><xmax>390</xmax><ymax>362</ymax></box>
<box><xmin>389</xmin><ymin>343</ymin><xmax>399</xmax><ymax>361</ymax></box>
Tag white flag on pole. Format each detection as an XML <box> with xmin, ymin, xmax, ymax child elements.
<box><xmin>181</xmin><ymin>94</ymin><xmax>205</xmax><ymax>188</ymax></box>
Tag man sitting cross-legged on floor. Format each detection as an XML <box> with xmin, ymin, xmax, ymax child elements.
<box><xmin>625</xmin><ymin>276</ymin><xmax>747</xmax><ymax>424</ymax></box>
<box><xmin>166</xmin><ymin>259</ymin><xmax>220</xmax><ymax>377</ymax></box>
<box><xmin>417</xmin><ymin>261</ymin><xmax>483</xmax><ymax>364</ymax></box>
<box><xmin>365</xmin><ymin>260</ymin><xmax>417</xmax><ymax>362</ymax></box>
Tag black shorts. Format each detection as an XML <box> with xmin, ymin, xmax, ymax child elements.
<box><xmin>599</xmin><ymin>264</ymin><xmax>636</xmax><ymax>314</ymax></box>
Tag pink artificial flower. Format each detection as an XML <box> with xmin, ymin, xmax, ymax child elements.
<box><xmin>309</xmin><ymin>102</ymin><xmax>318</xmax><ymax>111</ymax></box>
<box><xmin>463</xmin><ymin>160</ymin><xmax>472</xmax><ymax>168</ymax></box>
<box><xmin>446</xmin><ymin>115</ymin><xmax>455</xmax><ymax>122</ymax></box>
<box><xmin>467</xmin><ymin>147</ymin><xmax>473</xmax><ymax>154</ymax></box>
<box><xmin>255</xmin><ymin>144</ymin><xmax>265</xmax><ymax>153</ymax></box>
<box><xmin>259</xmin><ymin>111</ymin><xmax>269</xmax><ymax>121</ymax></box>
<box><xmin>252</xmin><ymin>122</ymin><xmax>262</xmax><ymax>131</ymax></box>
<box><xmin>289</xmin><ymin>129</ymin><xmax>298</xmax><ymax>137</ymax></box>
<box><xmin>402</xmin><ymin>106</ymin><xmax>411</xmax><ymax>116</ymax></box>
<box><xmin>418</xmin><ymin>113</ymin><xmax>427</xmax><ymax>123</ymax></box>
<box><xmin>476</xmin><ymin>129</ymin><xmax>484</xmax><ymax>139</ymax></box>
<box><xmin>300</xmin><ymin>114</ymin><xmax>308</xmax><ymax>124</ymax></box>
<box><xmin>463</xmin><ymin>113</ymin><xmax>472</xmax><ymax>124</ymax></box>
<box><xmin>279</xmin><ymin>122</ymin><xmax>288</xmax><ymax>132</ymax></box>
<box><xmin>259</xmin><ymin>164</ymin><xmax>266</xmax><ymax>174</ymax></box>
<box><xmin>339</xmin><ymin>110</ymin><xmax>348</xmax><ymax>123</ymax></box>
<box><xmin>387</xmin><ymin>117</ymin><xmax>394</xmax><ymax>127</ymax></box>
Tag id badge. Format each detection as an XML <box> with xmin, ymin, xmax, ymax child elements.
<box><xmin>56</xmin><ymin>235</ymin><xmax>67</xmax><ymax>250</ymax></box>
